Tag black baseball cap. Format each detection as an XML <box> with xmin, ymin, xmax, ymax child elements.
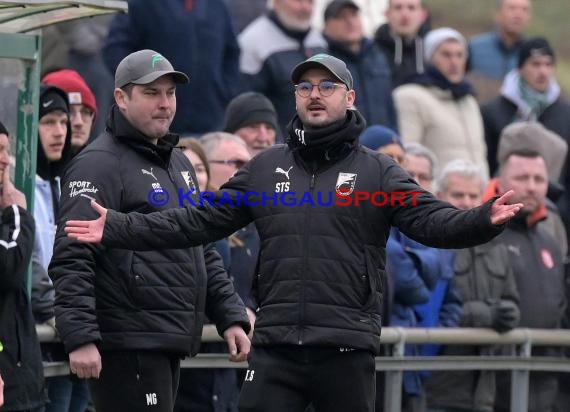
<box><xmin>291</xmin><ymin>53</ymin><xmax>354</xmax><ymax>90</ymax></box>
<box><xmin>115</xmin><ymin>49</ymin><xmax>189</xmax><ymax>88</ymax></box>
<box><xmin>324</xmin><ymin>0</ymin><xmax>360</xmax><ymax>20</ymax></box>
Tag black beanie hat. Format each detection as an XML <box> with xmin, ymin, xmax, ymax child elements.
<box><xmin>518</xmin><ymin>37</ymin><xmax>555</xmax><ymax>68</ymax></box>
<box><xmin>39</xmin><ymin>85</ymin><xmax>69</xmax><ymax>120</ymax></box>
<box><xmin>223</xmin><ymin>92</ymin><xmax>278</xmax><ymax>133</ymax></box>
<box><xmin>0</xmin><ymin>120</ymin><xmax>8</xmax><ymax>136</ymax></box>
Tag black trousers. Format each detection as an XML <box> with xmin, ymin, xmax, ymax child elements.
<box><xmin>89</xmin><ymin>350</ymin><xmax>180</xmax><ymax>412</ymax></box>
<box><xmin>238</xmin><ymin>345</ymin><xmax>376</xmax><ymax>412</ymax></box>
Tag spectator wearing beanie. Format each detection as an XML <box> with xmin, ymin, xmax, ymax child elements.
<box><xmin>42</xmin><ymin>69</ymin><xmax>97</xmax><ymax>151</ymax></box>
<box><xmin>481</xmin><ymin>37</ymin><xmax>570</xmax><ymax>249</ymax></box>
<box><xmin>482</xmin><ymin>37</ymin><xmax>570</xmax><ymax>174</ymax></box>
<box><xmin>360</xmin><ymin>125</ymin><xmax>405</xmax><ymax>166</ymax></box>
<box><xmin>34</xmin><ymin>86</ymin><xmax>87</xmax><ymax>412</ymax></box>
<box><xmin>223</xmin><ymin>92</ymin><xmax>278</xmax><ymax>156</ymax></box>
<box><xmin>394</xmin><ymin>27</ymin><xmax>489</xmax><ymax>179</ymax></box>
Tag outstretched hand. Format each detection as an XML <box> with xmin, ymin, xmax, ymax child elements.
<box><xmin>490</xmin><ymin>190</ymin><xmax>523</xmax><ymax>225</ymax></box>
<box><xmin>65</xmin><ymin>200</ymin><xmax>108</xmax><ymax>243</ymax></box>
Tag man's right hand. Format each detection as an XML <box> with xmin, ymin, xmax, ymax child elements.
<box><xmin>0</xmin><ymin>165</ymin><xmax>27</xmax><ymax>209</ymax></box>
<box><xmin>65</xmin><ymin>200</ymin><xmax>107</xmax><ymax>243</ymax></box>
<box><xmin>69</xmin><ymin>343</ymin><xmax>102</xmax><ymax>379</ymax></box>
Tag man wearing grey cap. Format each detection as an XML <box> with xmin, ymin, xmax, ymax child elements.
<box><xmin>65</xmin><ymin>53</ymin><xmax>522</xmax><ymax>411</ymax></box>
<box><xmin>49</xmin><ymin>49</ymin><xmax>251</xmax><ymax>412</ymax></box>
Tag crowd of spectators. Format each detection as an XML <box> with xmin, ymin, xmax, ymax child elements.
<box><xmin>1</xmin><ymin>0</ymin><xmax>569</xmax><ymax>411</ymax></box>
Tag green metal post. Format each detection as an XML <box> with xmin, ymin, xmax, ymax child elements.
<box><xmin>0</xmin><ymin>32</ymin><xmax>41</xmax><ymax>295</ymax></box>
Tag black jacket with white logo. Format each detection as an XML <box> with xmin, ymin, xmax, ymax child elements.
<box><xmin>49</xmin><ymin>106</ymin><xmax>249</xmax><ymax>355</ymax></box>
<box><xmin>1</xmin><ymin>205</ymin><xmax>48</xmax><ymax>410</ymax></box>
<box><xmin>101</xmin><ymin>136</ymin><xmax>504</xmax><ymax>355</ymax></box>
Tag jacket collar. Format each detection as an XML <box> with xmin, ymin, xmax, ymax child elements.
<box><xmin>500</xmin><ymin>70</ymin><xmax>561</xmax><ymax>119</ymax></box>
<box><xmin>106</xmin><ymin>105</ymin><xmax>179</xmax><ymax>167</ymax></box>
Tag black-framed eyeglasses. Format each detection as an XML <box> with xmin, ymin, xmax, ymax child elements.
<box><xmin>294</xmin><ymin>80</ymin><xmax>347</xmax><ymax>98</ymax></box>
<box><xmin>209</xmin><ymin>159</ymin><xmax>247</xmax><ymax>169</ymax></box>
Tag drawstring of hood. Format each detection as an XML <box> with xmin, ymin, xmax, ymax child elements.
<box><xmin>392</xmin><ymin>34</ymin><xmax>424</xmax><ymax>74</ymax></box>
<box><xmin>375</xmin><ymin>23</ymin><xmax>427</xmax><ymax>75</ymax></box>
<box><xmin>394</xmin><ymin>36</ymin><xmax>403</xmax><ymax>65</ymax></box>
<box><xmin>415</xmin><ymin>37</ymin><xmax>424</xmax><ymax>73</ymax></box>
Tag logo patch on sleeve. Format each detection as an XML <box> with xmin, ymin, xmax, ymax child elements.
<box><xmin>68</xmin><ymin>180</ymin><xmax>99</xmax><ymax>198</ymax></box>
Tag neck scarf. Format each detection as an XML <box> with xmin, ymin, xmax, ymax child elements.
<box><xmin>408</xmin><ymin>65</ymin><xmax>474</xmax><ymax>100</ymax></box>
<box><xmin>286</xmin><ymin>109</ymin><xmax>366</xmax><ymax>162</ymax></box>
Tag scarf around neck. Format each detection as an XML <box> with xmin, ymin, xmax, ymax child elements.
<box><xmin>408</xmin><ymin>65</ymin><xmax>474</xmax><ymax>100</ymax></box>
<box><xmin>286</xmin><ymin>109</ymin><xmax>366</xmax><ymax>162</ymax></box>
<box><xmin>519</xmin><ymin>78</ymin><xmax>550</xmax><ymax>120</ymax></box>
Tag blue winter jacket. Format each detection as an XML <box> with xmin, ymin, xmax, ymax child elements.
<box><xmin>387</xmin><ymin>228</ymin><xmax>459</xmax><ymax>396</ymax></box>
<box><xmin>103</xmin><ymin>0</ymin><xmax>240</xmax><ymax>135</ymax></box>
<box><xmin>468</xmin><ymin>31</ymin><xmax>524</xmax><ymax>80</ymax></box>
<box><xmin>326</xmin><ymin>37</ymin><xmax>397</xmax><ymax>130</ymax></box>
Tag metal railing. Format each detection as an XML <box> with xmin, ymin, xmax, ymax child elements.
<box><xmin>37</xmin><ymin>325</ymin><xmax>570</xmax><ymax>412</ymax></box>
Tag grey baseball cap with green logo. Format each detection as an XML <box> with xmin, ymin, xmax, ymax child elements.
<box><xmin>114</xmin><ymin>49</ymin><xmax>189</xmax><ymax>88</ymax></box>
<box><xmin>291</xmin><ymin>53</ymin><xmax>354</xmax><ymax>90</ymax></box>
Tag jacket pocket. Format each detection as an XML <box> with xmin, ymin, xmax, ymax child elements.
<box><xmin>129</xmin><ymin>272</ymin><xmax>146</xmax><ymax>306</ymax></box>
<box><xmin>361</xmin><ymin>248</ymin><xmax>384</xmax><ymax>317</ymax></box>
<box><xmin>126</xmin><ymin>252</ymin><xmax>145</xmax><ymax>307</ymax></box>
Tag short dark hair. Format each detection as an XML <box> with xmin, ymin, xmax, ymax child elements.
<box><xmin>121</xmin><ymin>83</ymin><xmax>135</xmax><ymax>98</ymax></box>
<box><xmin>504</xmin><ymin>148</ymin><xmax>542</xmax><ymax>160</ymax></box>
<box><xmin>389</xmin><ymin>0</ymin><xmax>424</xmax><ymax>8</ymax></box>
<box><xmin>499</xmin><ymin>149</ymin><xmax>543</xmax><ymax>173</ymax></box>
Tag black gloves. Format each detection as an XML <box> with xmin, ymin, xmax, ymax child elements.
<box><xmin>490</xmin><ymin>299</ymin><xmax>520</xmax><ymax>333</ymax></box>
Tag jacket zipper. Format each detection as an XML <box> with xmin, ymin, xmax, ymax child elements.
<box><xmin>298</xmin><ymin>174</ymin><xmax>316</xmax><ymax>345</ymax></box>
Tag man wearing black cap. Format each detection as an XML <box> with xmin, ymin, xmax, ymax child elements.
<box><xmin>323</xmin><ymin>0</ymin><xmax>397</xmax><ymax>130</ymax></box>
<box><xmin>65</xmin><ymin>53</ymin><xmax>523</xmax><ymax>412</ymax></box>
<box><xmin>49</xmin><ymin>49</ymin><xmax>250</xmax><ymax>412</ymax></box>
<box><xmin>223</xmin><ymin>92</ymin><xmax>279</xmax><ymax>156</ymax></box>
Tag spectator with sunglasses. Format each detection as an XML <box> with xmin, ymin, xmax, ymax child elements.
<box><xmin>64</xmin><ymin>54</ymin><xmax>523</xmax><ymax>412</ymax></box>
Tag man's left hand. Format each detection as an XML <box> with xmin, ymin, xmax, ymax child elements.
<box><xmin>490</xmin><ymin>190</ymin><xmax>523</xmax><ymax>225</ymax></box>
<box><xmin>223</xmin><ymin>325</ymin><xmax>251</xmax><ymax>362</ymax></box>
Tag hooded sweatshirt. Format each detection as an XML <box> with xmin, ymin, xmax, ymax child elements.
<box><xmin>32</xmin><ymin>85</ymin><xmax>73</xmax><ymax>323</ymax></box>
<box><xmin>374</xmin><ymin>22</ymin><xmax>430</xmax><ymax>88</ymax></box>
